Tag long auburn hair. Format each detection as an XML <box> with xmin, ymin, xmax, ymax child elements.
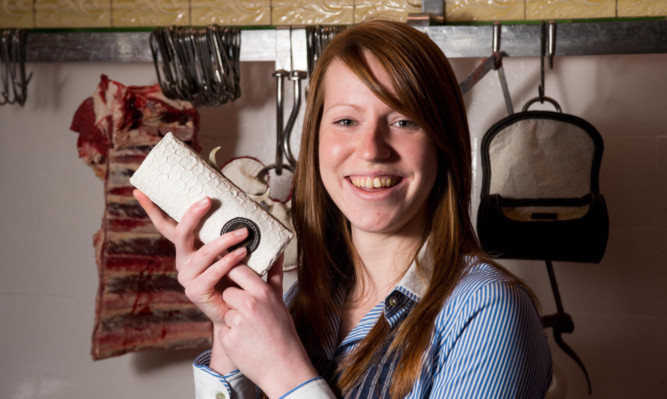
<box><xmin>290</xmin><ymin>20</ymin><xmax>488</xmax><ymax>397</ymax></box>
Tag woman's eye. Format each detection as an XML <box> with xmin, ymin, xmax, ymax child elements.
<box><xmin>393</xmin><ymin>119</ymin><xmax>419</xmax><ymax>129</ymax></box>
<box><xmin>334</xmin><ymin>119</ymin><xmax>355</xmax><ymax>127</ymax></box>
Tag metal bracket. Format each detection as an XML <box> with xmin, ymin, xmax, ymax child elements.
<box><xmin>407</xmin><ymin>0</ymin><xmax>445</xmax><ymax>26</ymax></box>
<box><xmin>407</xmin><ymin>13</ymin><xmax>444</xmax><ymax>27</ymax></box>
<box><xmin>271</xmin><ymin>27</ymin><xmax>307</xmax><ymax>175</ymax></box>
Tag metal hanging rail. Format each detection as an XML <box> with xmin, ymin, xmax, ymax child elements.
<box><xmin>420</xmin><ymin>19</ymin><xmax>667</xmax><ymax>58</ymax></box>
<box><xmin>23</xmin><ymin>29</ymin><xmax>276</xmax><ymax>63</ymax></box>
<box><xmin>19</xmin><ymin>19</ymin><xmax>667</xmax><ymax>63</ymax></box>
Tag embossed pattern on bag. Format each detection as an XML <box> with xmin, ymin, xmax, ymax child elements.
<box><xmin>130</xmin><ymin>132</ymin><xmax>294</xmax><ymax>275</ymax></box>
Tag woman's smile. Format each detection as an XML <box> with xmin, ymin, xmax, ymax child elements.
<box><xmin>348</xmin><ymin>175</ymin><xmax>402</xmax><ymax>190</ymax></box>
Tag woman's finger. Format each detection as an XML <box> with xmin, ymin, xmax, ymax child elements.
<box><xmin>226</xmin><ymin>264</ymin><xmax>266</xmax><ymax>295</ymax></box>
<box><xmin>178</xmin><ymin>228</ymin><xmax>249</xmax><ymax>285</ymax></box>
<box><xmin>267</xmin><ymin>254</ymin><xmax>284</xmax><ymax>298</ymax></box>
<box><xmin>221</xmin><ymin>285</ymin><xmax>247</xmax><ymax>311</ymax></box>
<box><xmin>181</xmin><ymin>248</ymin><xmax>247</xmax><ymax>325</ymax></box>
<box><xmin>172</xmin><ymin>197</ymin><xmax>212</xmax><ymax>258</ymax></box>
<box><xmin>223</xmin><ymin>308</ymin><xmax>241</xmax><ymax>327</ymax></box>
<box><xmin>185</xmin><ymin>246</ymin><xmax>248</xmax><ymax>294</ymax></box>
<box><xmin>133</xmin><ymin>189</ymin><xmax>177</xmax><ymax>241</ymax></box>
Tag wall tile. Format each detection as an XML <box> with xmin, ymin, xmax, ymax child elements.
<box><xmin>526</xmin><ymin>0</ymin><xmax>615</xmax><ymax>20</ymax></box>
<box><xmin>35</xmin><ymin>0</ymin><xmax>111</xmax><ymax>28</ymax></box>
<box><xmin>112</xmin><ymin>0</ymin><xmax>189</xmax><ymax>27</ymax></box>
<box><xmin>618</xmin><ymin>0</ymin><xmax>667</xmax><ymax>17</ymax></box>
<box><xmin>191</xmin><ymin>0</ymin><xmax>270</xmax><ymax>26</ymax></box>
<box><xmin>354</xmin><ymin>0</ymin><xmax>422</xmax><ymax>23</ymax></box>
<box><xmin>445</xmin><ymin>0</ymin><xmax>524</xmax><ymax>22</ymax></box>
<box><xmin>0</xmin><ymin>0</ymin><xmax>33</xmax><ymax>28</ymax></box>
<box><xmin>272</xmin><ymin>0</ymin><xmax>353</xmax><ymax>25</ymax></box>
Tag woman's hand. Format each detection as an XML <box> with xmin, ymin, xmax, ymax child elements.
<box><xmin>220</xmin><ymin>259</ymin><xmax>319</xmax><ymax>398</ymax></box>
<box><xmin>133</xmin><ymin>189</ymin><xmax>249</xmax><ymax>372</ymax></box>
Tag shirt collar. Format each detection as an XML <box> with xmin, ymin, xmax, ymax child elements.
<box><xmin>392</xmin><ymin>240</ymin><xmax>433</xmax><ymax>302</ymax></box>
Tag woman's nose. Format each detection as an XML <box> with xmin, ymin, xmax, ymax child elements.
<box><xmin>356</xmin><ymin>123</ymin><xmax>391</xmax><ymax>161</ymax></box>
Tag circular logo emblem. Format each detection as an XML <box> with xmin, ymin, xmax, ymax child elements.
<box><xmin>220</xmin><ymin>217</ymin><xmax>261</xmax><ymax>254</ymax></box>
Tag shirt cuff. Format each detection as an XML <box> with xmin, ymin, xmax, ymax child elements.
<box><xmin>279</xmin><ymin>377</ymin><xmax>337</xmax><ymax>399</ymax></box>
<box><xmin>193</xmin><ymin>350</ymin><xmax>255</xmax><ymax>399</ymax></box>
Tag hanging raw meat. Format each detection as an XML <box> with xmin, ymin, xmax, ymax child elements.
<box><xmin>71</xmin><ymin>75</ymin><xmax>209</xmax><ymax>360</ymax></box>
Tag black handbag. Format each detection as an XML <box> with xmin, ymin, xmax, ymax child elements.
<box><xmin>477</xmin><ymin>109</ymin><xmax>609</xmax><ymax>263</ymax></box>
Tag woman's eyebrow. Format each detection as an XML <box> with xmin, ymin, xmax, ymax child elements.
<box><xmin>322</xmin><ymin>103</ymin><xmax>364</xmax><ymax>113</ymax></box>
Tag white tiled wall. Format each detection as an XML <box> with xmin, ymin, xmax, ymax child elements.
<box><xmin>1</xmin><ymin>52</ymin><xmax>666</xmax><ymax>398</ymax></box>
<box><xmin>2</xmin><ymin>0</ymin><xmax>665</xmax><ymax>28</ymax></box>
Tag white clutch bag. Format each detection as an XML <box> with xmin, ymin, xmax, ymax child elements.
<box><xmin>130</xmin><ymin>132</ymin><xmax>294</xmax><ymax>275</ymax></box>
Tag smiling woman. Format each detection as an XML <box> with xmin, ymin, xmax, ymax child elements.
<box><xmin>135</xmin><ymin>19</ymin><xmax>553</xmax><ymax>399</ymax></box>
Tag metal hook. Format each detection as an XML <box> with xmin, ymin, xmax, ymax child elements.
<box><xmin>283</xmin><ymin>70</ymin><xmax>307</xmax><ymax>167</ymax></box>
<box><xmin>0</xmin><ymin>31</ymin><xmax>12</xmax><ymax>105</ymax></box>
<box><xmin>493</xmin><ymin>22</ymin><xmax>514</xmax><ymax>115</ymax></box>
<box><xmin>168</xmin><ymin>27</ymin><xmax>192</xmax><ymax>100</ymax></box>
<box><xmin>207</xmin><ymin>26</ymin><xmax>241</xmax><ymax>106</ymax></box>
<box><xmin>538</xmin><ymin>21</ymin><xmax>556</xmax><ymax>100</ymax></box>
<box><xmin>0</xmin><ymin>29</ymin><xmax>31</xmax><ymax>106</ymax></box>
<box><xmin>458</xmin><ymin>22</ymin><xmax>513</xmax><ymax>116</ymax></box>
<box><xmin>153</xmin><ymin>28</ymin><xmax>181</xmax><ymax>99</ymax></box>
<box><xmin>272</xmin><ymin>69</ymin><xmax>289</xmax><ymax>175</ymax></box>
<box><xmin>522</xmin><ymin>21</ymin><xmax>561</xmax><ymax>112</ymax></box>
<box><xmin>280</xmin><ymin>28</ymin><xmax>307</xmax><ymax>169</ymax></box>
<box><xmin>548</xmin><ymin>20</ymin><xmax>557</xmax><ymax>69</ymax></box>
<box><xmin>539</xmin><ymin>21</ymin><xmax>547</xmax><ymax>101</ymax></box>
<box><xmin>265</xmin><ymin>27</ymin><xmax>336</xmax><ymax>177</ymax></box>
<box><xmin>306</xmin><ymin>25</ymin><xmax>345</xmax><ymax>77</ymax></box>
<box><xmin>150</xmin><ymin>30</ymin><xmax>170</xmax><ymax>97</ymax></box>
<box><xmin>270</xmin><ymin>26</ymin><xmax>311</xmax><ymax>175</ymax></box>
<box><xmin>522</xmin><ymin>96</ymin><xmax>562</xmax><ymax>113</ymax></box>
<box><xmin>14</xmin><ymin>30</ymin><xmax>31</xmax><ymax>106</ymax></box>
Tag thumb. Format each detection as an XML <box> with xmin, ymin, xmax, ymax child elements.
<box><xmin>267</xmin><ymin>254</ymin><xmax>284</xmax><ymax>297</ymax></box>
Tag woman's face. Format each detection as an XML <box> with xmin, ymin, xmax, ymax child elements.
<box><xmin>318</xmin><ymin>56</ymin><xmax>438</xmax><ymax>237</ymax></box>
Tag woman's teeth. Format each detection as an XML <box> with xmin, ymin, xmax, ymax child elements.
<box><xmin>350</xmin><ymin>176</ymin><xmax>398</xmax><ymax>189</ymax></box>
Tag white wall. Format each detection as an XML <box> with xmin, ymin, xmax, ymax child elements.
<box><xmin>0</xmin><ymin>53</ymin><xmax>665</xmax><ymax>398</ymax></box>
<box><xmin>462</xmin><ymin>53</ymin><xmax>667</xmax><ymax>398</ymax></box>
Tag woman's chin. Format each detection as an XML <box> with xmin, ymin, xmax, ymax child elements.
<box><xmin>347</xmin><ymin>214</ymin><xmax>419</xmax><ymax>237</ymax></box>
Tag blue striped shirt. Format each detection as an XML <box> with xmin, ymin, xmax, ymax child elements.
<box><xmin>193</xmin><ymin>255</ymin><xmax>552</xmax><ymax>398</ymax></box>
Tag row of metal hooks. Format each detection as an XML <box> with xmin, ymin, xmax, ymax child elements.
<box><xmin>150</xmin><ymin>25</ymin><xmax>241</xmax><ymax>108</ymax></box>
<box><xmin>306</xmin><ymin>25</ymin><xmax>344</xmax><ymax>82</ymax></box>
<box><xmin>459</xmin><ymin>20</ymin><xmax>562</xmax><ymax>115</ymax></box>
<box><xmin>1</xmin><ymin>29</ymin><xmax>31</xmax><ymax>106</ymax></box>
